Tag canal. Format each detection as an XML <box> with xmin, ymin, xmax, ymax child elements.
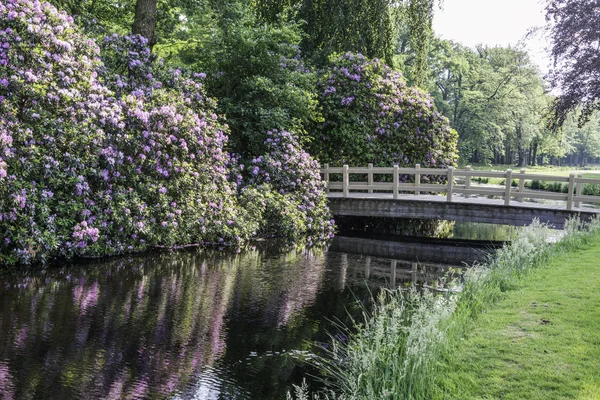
<box><xmin>0</xmin><ymin>222</ymin><xmax>516</xmax><ymax>399</ymax></box>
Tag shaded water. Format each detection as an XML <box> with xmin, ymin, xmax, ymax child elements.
<box><xmin>0</xmin><ymin>225</ymin><xmax>507</xmax><ymax>399</ymax></box>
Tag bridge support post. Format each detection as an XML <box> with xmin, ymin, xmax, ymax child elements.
<box><xmin>447</xmin><ymin>166</ymin><xmax>454</xmax><ymax>202</ymax></box>
<box><xmin>415</xmin><ymin>164</ymin><xmax>421</xmax><ymax>195</ymax></box>
<box><xmin>368</xmin><ymin>163</ymin><xmax>373</xmax><ymax>194</ymax></box>
<box><xmin>324</xmin><ymin>163</ymin><xmax>329</xmax><ymax>193</ymax></box>
<box><xmin>411</xmin><ymin>262</ymin><xmax>418</xmax><ymax>285</ymax></box>
<box><xmin>504</xmin><ymin>169</ymin><xmax>512</xmax><ymax>206</ymax></box>
<box><xmin>343</xmin><ymin>165</ymin><xmax>349</xmax><ymax>198</ymax></box>
<box><xmin>393</xmin><ymin>165</ymin><xmax>399</xmax><ymax>199</ymax></box>
<box><xmin>465</xmin><ymin>165</ymin><xmax>471</xmax><ymax>199</ymax></box>
<box><xmin>575</xmin><ymin>173</ymin><xmax>583</xmax><ymax>208</ymax></box>
<box><xmin>567</xmin><ymin>172</ymin><xmax>575</xmax><ymax>210</ymax></box>
<box><xmin>518</xmin><ymin>168</ymin><xmax>526</xmax><ymax>202</ymax></box>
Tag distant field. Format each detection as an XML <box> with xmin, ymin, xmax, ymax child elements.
<box><xmin>464</xmin><ymin>164</ymin><xmax>600</xmax><ymax>179</ymax></box>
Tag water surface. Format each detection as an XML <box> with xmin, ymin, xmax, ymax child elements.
<box><xmin>0</xmin><ymin>235</ymin><xmax>495</xmax><ymax>399</ymax></box>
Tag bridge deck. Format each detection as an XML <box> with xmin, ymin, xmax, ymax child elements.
<box><xmin>326</xmin><ymin>193</ymin><xmax>599</xmax><ymax>228</ymax></box>
<box><xmin>327</xmin><ymin>192</ymin><xmax>600</xmax><ymax>213</ymax></box>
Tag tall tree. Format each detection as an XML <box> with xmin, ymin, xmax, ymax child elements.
<box><xmin>297</xmin><ymin>0</ymin><xmax>398</xmax><ymax>65</ymax></box>
<box><xmin>407</xmin><ymin>0</ymin><xmax>435</xmax><ymax>87</ymax></box>
<box><xmin>132</xmin><ymin>0</ymin><xmax>158</xmax><ymax>46</ymax></box>
<box><xmin>545</xmin><ymin>0</ymin><xmax>600</xmax><ymax>128</ymax></box>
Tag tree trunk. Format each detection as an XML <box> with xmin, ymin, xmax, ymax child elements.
<box><xmin>531</xmin><ymin>142</ymin><xmax>538</xmax><ymax>166</ymax></box>
<box><xmin>516</xmin><ymin>125</ymin><xmax>525</xmax><ymax>167</ymax></box>
<box><xmin>132</xmin><ymin>0</ymin><xmax>157</xmax><ymax>48</ymax></box>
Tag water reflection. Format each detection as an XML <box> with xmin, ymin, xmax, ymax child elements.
<box><xmin>331</xmin><ymin>233</ymin><xmax>502</xmax><ymax>265</ymax></box>
<box><xmin>0</xmin><ymin>244</ymin><xmax>465</xmax><ymax>399</ymax></box>
<box><xmin>450</xmin><ymin>222</ymin><xmax>518</xmax><ymax>241</ymax></box>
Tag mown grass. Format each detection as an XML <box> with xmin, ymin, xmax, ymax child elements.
<box><xmin>289</xmin><ymin>219</ymin><xmax>600</xmax><ymax>400</ymax></box>
<box><xmin>434</xmin><ymin>230</ymin><xmax>600</xmax><ymax>400</ymax></box>
<box><xmin>464</xmin><ymin>165</ymin><xmax>600</xmax><ymax>196</ymax></box>
<box><xmin>465</xmin><ymin>164</ymin><xmax>600</xmax><ymax>178</ymax></box>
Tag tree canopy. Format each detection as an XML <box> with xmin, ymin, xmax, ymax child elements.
<box><xmin>546</xmin><ymin>0</ymin><xmax>600</xmax><ymax>129</ymax></box>
<box><xmin>30</xmin><ymin>0</ymin><xmax>600</xmax><ymax>169</ymax></box>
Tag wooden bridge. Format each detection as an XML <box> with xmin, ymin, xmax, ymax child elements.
<box><xmin>321</xmin><ymin>164</ymin><xmax>600</xmax><ymax>228</ymax></box>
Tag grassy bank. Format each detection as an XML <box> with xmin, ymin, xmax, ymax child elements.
<box><xmin>434</xmin><ymin>229</ymin><xmax>600</xmax><ymax>399</ymax></box>
<box><xmin>289</xmin><ymin>218</ymin><xmax>600</xmax><ymax>400</ymax></box>
<box><xmin>465</xmin><ymin>164</ymin><xmax>600</xmax><ymax>178</ymax></box>
<box><xmin>460</xmin><ymin>164</ymin><xmax>600</xmax><ymax>198</ymax></box>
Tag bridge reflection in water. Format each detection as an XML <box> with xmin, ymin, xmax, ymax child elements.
<box><xmin>331</xmin><ymin>233</ymin><xmax>500</xmax><ymax>290</ymax></box>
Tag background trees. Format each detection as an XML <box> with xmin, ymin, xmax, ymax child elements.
<box><xmin>427</xmin><ymin>42</ymin><xmax>549</xmax><ymax>165</ymax></box>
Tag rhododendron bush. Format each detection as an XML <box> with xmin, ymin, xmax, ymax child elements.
<box><xmin>314</xmin><ymin>53</ymin><xmax>459</xmax><ymax>175</ymax></box>
<box><xmin>0</xmin><ymin>0</ymin><xmax>333</xmax><ymax>265</ymax></box>
<box><xmin>241</xmin><ymin>130</ymin><xmax>335</xmax><ymax>245</ymax></box>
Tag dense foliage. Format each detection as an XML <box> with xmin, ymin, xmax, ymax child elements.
<box><xmin>0</xmin><ymin>0</ymin><xmax>333</xmax><ymax>266</ymax></box>
<box><xmin>1</xmin><ymin>0</ymin><xmax>115</xmax><ymax>264</ymax></box>
<box><xmin>406</xmin><ymin>0</ymin><xmax>436</xmax><ymax>87</ymax></box>
<box><xmin>545</xmin><ymin>0</ymin><xmax>600</xmax><ymax>128</ymax></box>
<box><xmin>182</xmin><ymin>5</ymin><xmax>321</xmax><ymax>158</ymax></box>
<box><xmin>295</xmin><ymin>0</ymin><xmax>398</xmax><ymax>66</ymax></box>
<box><xmin>314</xmin><ymin>53</ymin><xmax>458</xmax><ymax>173</ymax></box>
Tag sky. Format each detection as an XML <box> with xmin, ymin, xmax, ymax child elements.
<box><xmin>432</xmin><ymin>0</ymin><xmax>551</xmax><ymax>74</ymax></box>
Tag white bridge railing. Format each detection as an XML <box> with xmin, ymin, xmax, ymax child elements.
<box><xmin>320</xmin><ymin>164</ymin><xmax>600</xmax><ymax>211</ymax></box>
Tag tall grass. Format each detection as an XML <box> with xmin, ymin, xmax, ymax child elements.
<box><xmin>289</xmin><ymin>218</ymin><xmax>600</xmax><ymax>400</ymax></box>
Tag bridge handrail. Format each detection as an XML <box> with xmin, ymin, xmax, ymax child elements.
<box><xmin>320</xmin><ymin>164</ymin><xmax>600</xmax><ymax>211</ymax></box>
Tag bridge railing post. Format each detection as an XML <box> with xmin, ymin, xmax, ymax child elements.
<box><xmin>393</xmin><ymin>165</ymin><xmax>399</xmax><ymax>199</ymax></box>
<box><xmin>390</xmin><ymin>260</ymin><xmax>397</xmax><ymax>290</ymax></box>
<box><xmin>368</xmin><ymin>163</ymin><xmax>373</xmax><ymax>194</ymax></box>
<box><xmin>324</xmin><ymin>163</ymin><xmax>329</xmax><ymax>193</ymax></box>
<box><xmin>446</xmin><ymin>166</ymin><xmax>454</xmax><ymax>202</ymax></box>
<box><xmin>518</xmin><ymin>168</ymin><xmax>526</xmax><ymax>202</ymax></box>
<box><xmin>415</xmin><ymin>164</ymin><xmax>421</xmax><ymax>195</ymax></box>
<box><xmin>504</xmin><ymin>169</ymin><xmax>512</xmax><ymax>206</ymax></box>
<box><xmin>567</xmin><ymin>172</ymin><xmax>575</xmax><ymax>210</ymax></box>
<box><xmin>464</xmin><ymin>165</ymin><xmax>471</xmax><ymax>199</ymax></box>
<box><xmin>575</xmin><ymin>173</ymin><xmax>583</xmax><ymax>208</ymax></box>
<box><xmin>343</xmin><ymin>165</ymin><xmax>349</xmax><ymax>198</ymax></box>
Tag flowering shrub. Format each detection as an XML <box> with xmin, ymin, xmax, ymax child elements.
<box><xmin>0</xmin><ymin>0</ymin><xmax>333</xmax><ymax>266</ymax></box>
<box><xmin>0</xmin><ymin>0</ymin><xmax>115</xmax><ymax>264</ymax></box>
<box><xmin>96</xmin><ymin>34</ymin><xmax>252</xmax><ymax>251</ymax></box>
<box><xmin>0</xmin><ymin>0</ymin><xmax>242</xmax><ymax>265</ymax></box>
<box><xmin>314</xmin><ymin>53</ymin><xmax>458</xmax><ymax>178</ymax></box>
<box><xmin>243</xmin><ymin>130</ymin><xmax>335</xmax><ymax>245</ymax></box>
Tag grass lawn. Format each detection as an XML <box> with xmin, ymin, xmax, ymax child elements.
<box><xmin>457</xmin><ymin>165</ymin><xmax>600</xmax><ymax>187</ymax></box>
<box><xmin>435</xmin><ymin>233</ymin><xmax>600</xmax><ymax>400</ymax></box>
<box><xmin>465</xmin><ymin>164</ymin><xmax>600</xmax><ymax>179</ymax></box>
